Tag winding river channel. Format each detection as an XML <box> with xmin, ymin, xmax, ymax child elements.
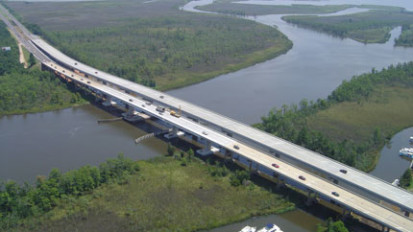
<box><xmin>1</xmin><ymin>0</ymin><xmax>413</xmax><ymax>230</ymax></box>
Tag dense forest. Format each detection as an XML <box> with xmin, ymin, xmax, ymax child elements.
<box><xmin>4</xmin><ymin>0</ymin><xmax>292</xmax><ymax>90</ymax></box>
<box><xmin>257</xmin><ymin>62</ymin><xmax>413</xmax><ymax>171</ymax></box>
<box><xmin>283</xmin><ymin>9</ymin><xmax>413</xmax><ymax>44</ymax></box>
<box><xmin>41</xmin><ymin>16</ymin><xmax>290</xmax><ymax>90</ymax></box>
<box><xmin>0</xmin><ymin>22</ymin><xmax>85</xmax><ymax>115</ymax></box>
<box><xmin>0</xmin><ymin>154</ymin><xmax>139</xmax><ymax>230</ymax></box>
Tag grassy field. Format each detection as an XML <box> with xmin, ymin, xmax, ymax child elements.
<box><xmin>283</xmin><ymin>9</ymin><xmax>413</xmax><ymax>44</ymax></box>
<box><xmin>14</xmin><ymin>157</ymin><xmax>294</xmax><ymax>232</ymax></box>
<box><xmin>258</xmin><ymin>62</ymin><xmax>413</xmax><ymax>171</ymax></box>
<box><xmin>307</xmin><ymin>86</ymin><xmax>413</xmax><ymax>142</ymax></box>
<box><xmin>5</xmin><ymin>0</ymin><xmax>292</xmax><ymax>90</ymax></box>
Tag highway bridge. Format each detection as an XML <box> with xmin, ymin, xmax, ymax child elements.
<box><xmin>1</xmin><ymin>4</ymin><xmax>413</xmax><ymax>231</ymax></box>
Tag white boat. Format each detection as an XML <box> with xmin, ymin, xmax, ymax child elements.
<box><xmin>399</xmin><ymin>147</ymin><xmax>413</xmax><ymax>159</ymax></box>
<box><xmin>257</xmin><ymin>224</ymin><xmax>283</xmax><ymax>232</ymax></box>
<box><xmin>239</xmin><ymin>226</ymin><xmax>256</xmax><ymax>232</ymax></box>
<box><xmin>409</xmin><ymin>136</ymin><xmax>413</xmax><ymax>144</ymax></box>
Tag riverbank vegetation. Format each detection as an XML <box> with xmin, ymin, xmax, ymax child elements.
<box><xmin>317</xmin><ymin>219</ymin><xmax>349</xmax><ymax>232</ymax></box>
<box><xmin>283</xmin><ymin>8</ymin><xmax>413</xmax><ymax>44</ymax></box>
<box><xmin>0</xmin><ymin>154</ymin><xmax>140</xmax><ymax>231</ymax></box>
<box><xmin>257</xmin><ymin>62</ymin><xmax>413</xmax><ymax>171</ymax></box>
<box><xmin>395</xmin><ymin>24</ymin><xmax>413</xmax><ymax>47</ymax></box>
<box><xmin>400</xmin><ymin>168</ymin><xmax>413</xmax><ymax>190</ymax></box>
<box><xmin>1</xmin><ymin>152</ymin><xmax>294</xmax><ymax>231</ymax></box>
<box><xmin>4</xmin><ymin>0</ymin><xmax>292</xmax><ymax>90</ymax></box>
<box><xmin>198</xmin><ymin>0</ymin><xmax>413</xmax><ymax>45</ymax></box>
<box><xmin>0</xmin><ymin>21</ymin><xmax>86</xmax><ymax>116</ymax></box>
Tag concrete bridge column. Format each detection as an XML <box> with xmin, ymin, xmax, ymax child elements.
<box><xmin>381</xmin><ymin>225</ymin><xmax>389</xmax><ymax>232</ymax></box>
<box><xmin>197</xmin><ymin>140</ymin><xmax>213</xmax><ymax>156</ymax></box>
<box><xmin>306</xmin><ymin>191</ymin><xmax>317</xmax><ymax>206</ymax></box>
<box><xmin>342</xmin><ymin>209</ymin><xmax>351</xmax><ymax>219</ymax></box>
<box><xmin>403</xmin><ymin>210</ymin><xmax>410</xmax><ymax>217</ymax></box>
<box><xmin>102</xmin><ymin>96</ymin><xmax>112</xmax><ymax>107</ymax></box>
<box><xmin>126</xmin><ymin>107</ymin><xmax>134</xmax><ymax>115</ymax></box>
<box><xmin>276</xmin><ymin>179</ymin><xmax>285</xmax><ymax>189</ymax></box>
<box><xmin>248</xmin><ymin>160</ymin><xmax>253</xmax><ymax>172</ymax></box>
<box><xmin>164</xmin><ymin>126</ymin><xmax>178</xmax><ymax>139</ymax></box>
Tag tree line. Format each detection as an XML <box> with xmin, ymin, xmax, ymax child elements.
<box><xmin>395</xmin><ymin>24</ymin><xmax>413</xmax><ymax>47</ymax></box>
<box><xmin>257</xmin><ymin>62</ymin><xmax>413</xmax><ymax>171</ymax></box>
<box><xmin>0</xmin><ymin>154</ymin><xmax>139</xmax><ymax>230</ymax></box>
<box><xmin>0</xmin><ymin>21</ymin><xmax>85</xmax><ymax>115</ymax></box>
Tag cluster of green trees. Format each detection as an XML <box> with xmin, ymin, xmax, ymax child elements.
<box><xmin>0</xmin><ymin>22</ymin><xmax>20</xmax><ymax>75</ymax></box>
<box><xmin>283</xmin><ymin>10</ymin><xmax>413</xmax><ymax>44</ymax></box>
<box><xmin>0</xmin><ymin>154</ymin><xmax>139</xmax><ymax>229</ymax></box>
<box><xmin>206</xmin><ymin>160</ymin><xmax>250</xmax><ymax>186</ymax></box>
<box><xmin>400</xmin><ymin>168</ymin><xmax>412</xmax><ymax>189</ymax></box>
<box><xmin>0</xmin><ymin>21</ymin><xmax>85</xmax><ymax>115</ymax></box>
<box><xmin>317</xmin><ymin>219</ymin><xmax>349</xmax><ymax>232</ymax></box>
<box><xmin>395</xmin><ymin>24</ymin><xmax>413</xmax><ymax>46</ymax></box>
<box><xmin>258</xmin><ymin>62</ymin><xmax>413</xmax><ymax>171</ymax></box>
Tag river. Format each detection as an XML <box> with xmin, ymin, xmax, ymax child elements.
<box><xmin>170</xmin><ymin>0</ymin><xmax>413</xmax><ymax>124</ymax></box>
<box><xmin>1</xmin><ymin>0</ymin><xmax>413</xmax><ymax>231</ymax></box>
<box><xmin>0</xmin><ymin>105</ymin><xmax>167</xmax><ymax>183</ymax></box>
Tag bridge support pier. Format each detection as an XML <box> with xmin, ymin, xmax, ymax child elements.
<box><xmin>306</xmin><ymin>191</ymin><xmax>317</xmax><ymax>206</ymax></box>
<box><xmin>381</xmin><ymin>225</ymin><xmax>389</xmax><ymax>232</ymax></box>
<box><xmin>102</xmin><ymin>97</ymin><xmax>113</xmax><ymax>107</ymax></box>
<box><xmin>404</xmin><ymin>210</ymin><xmax>410</xmax><ymax>217</ymax></box>
<box><xmin>276</xmin><ymin>179</ymin><xmax>285</xmax><ymax>189</ymax></box>
<box><xmin>342</xmin><ymin>209</ymin><xmax>351</xmax><ymax>219</ymax></box>
<box><xmin>197</xmin><ymin>140</ymin><xmax>219</xmax><ymax>156</ymax></box>
<box><xmin>410</xmin><ymin>160</ymin><xmax>413</xmax><ymax>169</ymax></box>
<box><xmin>164</xmin><ymin>126</ymin><xmax>183</xmax><ymax>139</ymax></box>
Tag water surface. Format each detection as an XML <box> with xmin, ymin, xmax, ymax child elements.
<box><xmin>371</xmin><ymin>127</ymin><xmax>413</xmax><ymax>182</ymax></box>
<box><xmin>0</xmin><ymin>105</ymin><xmax>167</xmax><ymax>182</ymax></box>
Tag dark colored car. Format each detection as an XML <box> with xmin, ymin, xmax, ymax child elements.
<box><xmin>299</xmin><ymin>175</ymin><xmax>306</xmax><ymax>181</ymax></box>
<box><xmin>332</xmin><ymin>191</ymin><xmax>340</xmax><ymax>197</ymax></box>
<box><xmin>272</xmin><ymin>163</ymin><xmax>280</xmax><ymax>168</ymax></box>
<box><xmin>340</xmin><ymin>169</ymin><xmax>347</xmax><ymax>174</ymax></box>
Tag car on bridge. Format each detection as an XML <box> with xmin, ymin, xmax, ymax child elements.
<box><xmin>299</xmin><ymin>175</ymin><xmax>306</xmax><ymax>181</ymax></box>
<box><xmin>332</xmin><ymin>191</ymin><xmax>340</xmax><ymax>197</ymax></box>
<box><xmin>272</xmin><ymin>163</ymin><xmax>280</xmax><ymax>168</ymax></box>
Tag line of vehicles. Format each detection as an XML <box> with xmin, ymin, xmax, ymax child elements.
<box><xmin>155</xmin><ymin>105</ymin><xmax>181</xmax><ymax>118</ymax></box>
